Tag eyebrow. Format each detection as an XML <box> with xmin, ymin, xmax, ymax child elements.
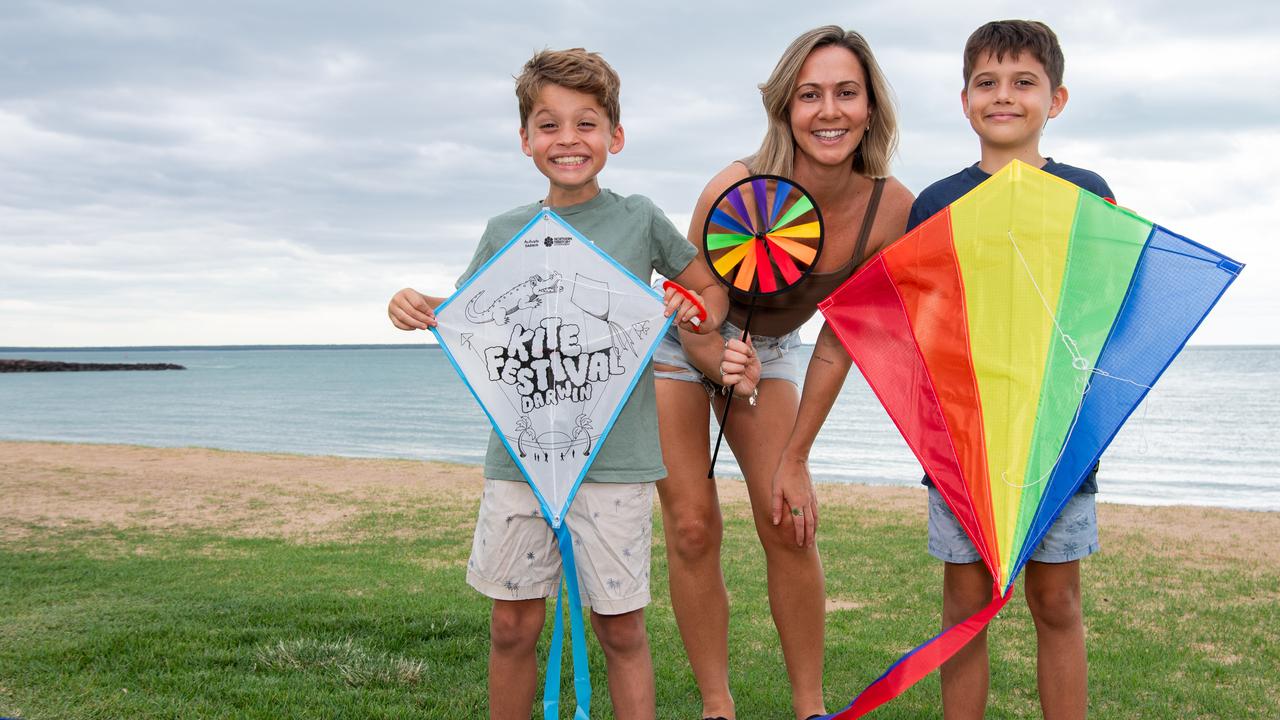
<box><xmin>795</xmin><ymin>80</ymin><xmax>864</xmax><ymax>90</ymax></box>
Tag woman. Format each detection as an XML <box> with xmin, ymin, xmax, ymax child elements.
<box><xmin>652</xmin><ymin>26</ymin><xmax>913</xmax><ymax>720</ymax></box>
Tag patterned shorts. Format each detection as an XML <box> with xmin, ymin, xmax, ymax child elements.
<box><xmin>927</xmin><ymin>485</ymin><xmax>1100</xmax><ymax>565</ymax></box>
<box><xmin>467</xmin><ymin>479</ymin><xmax>654</xmax><ymax>615</ymax></box>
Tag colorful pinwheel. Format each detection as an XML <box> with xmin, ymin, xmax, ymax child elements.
<box><xmin>816</xmin><ymin>160</ymin><xmax>1243</xmax><ymax>718</ymax></box>
<box><xmin>704</xmin><ymin>174</ymin><xmax>824</xmax><ymax>476</ymax></box>
<box><xmin>705</xmin><ymin>174</ymin><xmax>824</xmax><ymax>296</ymax></box>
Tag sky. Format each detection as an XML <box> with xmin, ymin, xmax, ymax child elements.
<box><xmin>2</xmin><ymin>0</ymin><xmax>1276</xmax><ymax>347</ymax></box>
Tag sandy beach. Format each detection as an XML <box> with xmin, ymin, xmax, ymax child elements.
<box><xmin>4</xmin><ymin>440</ymin><xmax>1278</xmax><ymax>567</ymax></box>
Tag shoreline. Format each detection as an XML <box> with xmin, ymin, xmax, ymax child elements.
<box><xmin>2</xmin><ymin>438</ymin><xmax>1275</xmax><ymax>514</ymax></box>
<box><xmin>4</xmin><ymin>441</ymin><xmax>1278</xmax><ymax>566</ymax></box>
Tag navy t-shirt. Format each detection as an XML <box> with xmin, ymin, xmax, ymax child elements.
<box><xmin>909</xmin><ymin>159</ymin><xmax>1112</xmax><ymax>494</ymax></box>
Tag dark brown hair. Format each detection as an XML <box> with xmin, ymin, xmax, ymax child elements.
<box><xmin>963</xmin><ymin>20</ymin><xmax>1064</xmax><ymax>89</ymax></box>
<box><xmin>515</xmin><ymin>48</ymin><xmax>621</xmax><ymax>128</ymax></box>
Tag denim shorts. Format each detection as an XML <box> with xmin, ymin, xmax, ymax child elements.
<box><xmin>652</xmin><ymin>318</ymin><xmax>803</xmax><ymax>389</ymax></box>
<box><xmin>927</xmin><ymin>485</ymin><xmax>1100</xmax><ymax>565</ymax></box>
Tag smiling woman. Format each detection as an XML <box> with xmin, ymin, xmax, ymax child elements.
<box><xmin>652</xmin><ymin>25</ymin><xmax>915</xmax><ymax>720</ymax></box>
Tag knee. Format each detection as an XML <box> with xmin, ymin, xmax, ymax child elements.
<box><xmin>490</xmin><ymin>602</ymin><xmax>544</xmax><ymax>655</ymax></box>
<box><xmin>756</xmin><ymin>514</ymin><xmax>806</xmax><ymax>556</ymax></box>
<box><xmin>593</xmin><ymin>610</ymin><xmax>649</xmax><ymax>657</ymax></box>
<box><xmin>1026</xmin><ymin>582</ymin><xmax>1082</xmax><ymax>631</ymax></box>
<box><xmin>667</xmin><ymin>511</ymin><xmax>721</xmax><ymax>563</ymax></box>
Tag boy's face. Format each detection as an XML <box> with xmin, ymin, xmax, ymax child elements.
<box><xmin>788</xmin><ymin>45</ymin><xmax>871</xmax><ymax>169</ymax></box>
<box><xmin>961</xmin><ymin>51</ymin><xmax>1067</xmax><ymax>154</ymax></box>
<box><xmin>520</xmin><ymin>83</ymin><xmax>624</xmax><ymax>204</ymax></box>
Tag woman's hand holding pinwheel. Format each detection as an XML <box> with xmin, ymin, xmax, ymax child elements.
<box><xmin>720</xmin><ymin>335</ymin><xmax>760</xmax><ymax>402</ymax></box>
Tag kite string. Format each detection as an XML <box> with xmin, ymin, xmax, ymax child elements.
<box><xmin>999</xmin><ymin>231</ymin><xmax>1154</xmax><ymax>490</ymax></box>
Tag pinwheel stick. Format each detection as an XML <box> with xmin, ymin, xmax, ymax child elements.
<box><xmin>708</xmin><ymin>299</ymin><xmax>756</xmax><ymax>479</ymax></box>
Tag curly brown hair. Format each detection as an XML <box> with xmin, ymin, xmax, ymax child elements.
<box><xmin>515</xmin><ymin>48</ymin><xmax>621</xmax><ymax>129</ymax></box>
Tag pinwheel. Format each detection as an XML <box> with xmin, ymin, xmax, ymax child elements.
<box><xmin>431</xmin><ymin>208</ymin><xmax>675</xmax><ymax>719</ymax></box>
<box><xmin>816</xmin><ymin>160</ymin><xmax>1243</xmax><ymax>718</ymax></box>
<box><xmin>704</xmin><ymin>174</ymin><xmax>824</xmax><ymax>475</ymax></box>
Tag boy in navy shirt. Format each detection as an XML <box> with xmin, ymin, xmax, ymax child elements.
<box><xmin>908</xmin><ymin>20</ymin><xmax>1108</xmax><ymax>720</ymax></box>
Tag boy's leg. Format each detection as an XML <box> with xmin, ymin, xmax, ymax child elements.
<box><xmin>591</xmin><ymin>608</ymin><xmax>656</xmax><ymax>720</ymax></box>
<box><xmin>1024</xmin><ymin>559</ymin><xmax>1086</xmax><ymax>720</ymax></box>
<box><xmin>488</xmin><ymin>598</ymin><xmax>547</xmax><ymax>720</ymax></box>
<box><xmin>940</xmin><ymin>560</ymin><xmax>995</xmax><ymax>720</ymax></box>
<box><xmin>1023</xmin><ymin>489</ymin><xmax>1097</xmax><ymax>720</ymax></box>
<box><xmin>928</xmin><ymin>485</ymin><xmax>993</xmax><ymax>720</ymax></box>
<box><xmin>655</xmin><ymin>376</ymin><xmax>735</xmax><ymax>718</ymax></box>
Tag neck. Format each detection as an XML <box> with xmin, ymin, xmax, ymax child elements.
<box><xmin>792</xmin><ymin>153</ymin><xmax>866</xmax><ymax>208</ymax></box>
<box><xmin>978</xmin><ymin>144</ymin><xmax>1047</xmax><ymax>175</ymax></box>
<box><xmin>545</xmin><ymin>181</ymin><xmax>601</xmax><ymax>209</ymax></box>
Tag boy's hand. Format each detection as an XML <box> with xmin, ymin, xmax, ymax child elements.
<box><xmin>388</xmin><ymin>288</ymin><xmax>438</xmax><ymax>330</ymax></box>
<box><xmin>720</xmin><ymin>335</ymin><xmax>760</xmax><ymax>401</ymax></box>
<box><xmin>662</xmin><ymin>282</ymin><xmax>709</xmax><ymax>333</ymax></box>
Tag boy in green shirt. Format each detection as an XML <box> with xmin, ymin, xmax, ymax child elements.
<box><xmin>389</xmin><ymin>48</ymin><xmax>724</xmax><ymax>719</ymax></box>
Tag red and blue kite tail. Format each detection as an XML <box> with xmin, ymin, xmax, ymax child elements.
<box><xmin>822</xmin><ymin>582</ymin><xmax>1015</xmax><ymax>719</ymax></box>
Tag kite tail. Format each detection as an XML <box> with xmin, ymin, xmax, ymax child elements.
<box><xmin>822</xmin><ymin>582</ymin><xmax>1014</xmax><ymax>719</ymax></box>
<box><xmin>543</xmin><ymin>523</ymin><xmax>592</xmax><ymax>720</ymax></box>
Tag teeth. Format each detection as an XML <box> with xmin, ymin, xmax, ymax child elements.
<box><xmin>552</xmin><ymin>156</ymin><xmax>588</xmax><ymax>165</ymax></box>
<box><xmin>814</xmin><ymin>129</ymin><xmax>847</xmax><ymax>138</ymax></box>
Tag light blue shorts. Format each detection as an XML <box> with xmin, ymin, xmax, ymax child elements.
<box><xmin>927</xmin><ymin>485</ymin><xmax>1100</xmax><ymax>565</ymax></box>
<box><xmin>652</xmin><ymin>318</ymin><xmax>803</xmax><ymax>389</ymax></box>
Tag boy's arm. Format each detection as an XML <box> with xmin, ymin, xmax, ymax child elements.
<box><xmin>668</xmin><ymin>259</ymin><xmax>727</xmax><ymax>335</ymax></box>
<box><xmin>388</xmin><ymin>288</ymin><xmax>446</xmax><ymax>330</ymax></box>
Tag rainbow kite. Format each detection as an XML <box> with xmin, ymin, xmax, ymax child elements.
<box><xmin>817</xmin><ymin>160</ymin><xmax>1243</xmax><ymax>717</ymax></box>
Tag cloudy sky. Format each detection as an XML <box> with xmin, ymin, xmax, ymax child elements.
<box><xmin>2</xmin><ymin>0</ymin><xmax>1275</xmax><ymax>347</ymax></box>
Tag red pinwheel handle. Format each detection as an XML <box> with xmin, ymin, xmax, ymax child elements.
<box><xmin>661</xmin><ymin>280</ymin><xmax>707</xmax><ymax>328</ymax></box>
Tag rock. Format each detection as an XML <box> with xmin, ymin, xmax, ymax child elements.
<box><xmin>0</xmin><ymin>359</ymin><xmax>186</xmax><ymax>373</ymax></box>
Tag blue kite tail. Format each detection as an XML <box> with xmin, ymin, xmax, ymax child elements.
<box><xmin>542</xmin><ymin>523</ymin><xmax>591</xmax><ymax>719</ymax></box>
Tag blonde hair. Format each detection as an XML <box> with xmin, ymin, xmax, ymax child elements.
<box><xmin>747</xmin><ymin>26</ymin><xmax>898</xmax><ymax>178</ymax></box>
<box><xmin>515</xmin><ymin>48</ymin><xmax>621</xmax><ymax>129</ymax></box>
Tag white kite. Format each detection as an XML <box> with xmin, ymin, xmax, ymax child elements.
<box><xmin>431</xmin><ymin>207</ymin><xmax>673</xmax><ymax>718</ymax></box>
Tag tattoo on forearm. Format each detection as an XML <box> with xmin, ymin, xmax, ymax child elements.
<box><xmin>812</xmin><ymin>354</ymin><xmax>836</xmax><ymax>365</ymax></box>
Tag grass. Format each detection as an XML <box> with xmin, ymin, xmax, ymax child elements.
<box><xmin>2</xmin><ymin>472</ymin><xmax>1277</xmax><ymax>718</ymax></box>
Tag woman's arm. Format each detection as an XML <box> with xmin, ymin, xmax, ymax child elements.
<box><xmin>769</xmin><ymin>321</ymin><xmax>852</xmax><ymax>547</ymax></box>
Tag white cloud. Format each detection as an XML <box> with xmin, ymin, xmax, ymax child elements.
<box><xmin>1</xmin><ymin>1</ymin><xmax>1276</xmax><ymax>346</ymax></box>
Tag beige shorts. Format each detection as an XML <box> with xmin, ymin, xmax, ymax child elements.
<box><xmin>466</xmin><ymin>479</ymin><xmax>654</xmax><ymax>615</ymax></box>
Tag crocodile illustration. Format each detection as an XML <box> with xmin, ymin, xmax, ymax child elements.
<box><xmin>464</xmin><ymin>271</ymin><xmax>563</xmax><ymax>325</ymax></box>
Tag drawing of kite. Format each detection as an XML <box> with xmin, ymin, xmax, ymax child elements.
<box><xmin>815</xmin><ymin>160</ymin><xmax>1244</xmax><ymax>718</ymax></box>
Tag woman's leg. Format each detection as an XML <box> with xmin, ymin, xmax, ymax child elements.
<box><xmin>718</xmin><ymin>378</ymin><xmax>826</xmax><ymax>719</ymax></box>
<box><xmin>655</xmin><ymin>376</ymin><xmax>734</xmax><ymax>718</ymax></box>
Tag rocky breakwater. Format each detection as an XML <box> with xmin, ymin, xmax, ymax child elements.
<box><xmin>0</xmin><ymin>359</ymin><xmax>186</xmax><ymax>372</ymax></box>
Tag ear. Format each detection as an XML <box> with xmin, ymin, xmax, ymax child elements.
<box><xmin>519</xmin><ymin>126</ymin><xmax>532</xmax><ymax>157</ymax></box>
<box><xmin>960</xmin><ymin>87</ymin><xmax>970</xmax><ymax>118</ymax></box>
<box><xmin>1048</xmin><ymin>84</ymin><xmax>1068</xmax><ymax>119</ymax></box>
<box><xmin>608</xmin><ymin>123</ymin><xmax>625</xmax><ymax>154</ymax></box>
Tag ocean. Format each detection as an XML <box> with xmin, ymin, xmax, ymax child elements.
<box><xmin>1</xmin><ymin>345</ymin><xmax>1276</xmax><ymax>511</ymax></box>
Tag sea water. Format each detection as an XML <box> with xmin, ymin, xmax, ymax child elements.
<box><xmin>1</xmin><ymin>345</ymin><xmax>1276</xmax><ymax>511</ymax></box>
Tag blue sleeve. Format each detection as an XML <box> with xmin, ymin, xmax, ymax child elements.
<box><xmin>905</xmin><ymin>199</ymin><xmax>929</xmax><ymax>233</ymax></box>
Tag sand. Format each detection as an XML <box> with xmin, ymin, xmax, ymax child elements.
<box><xmin>2</xmin><ymin>441</ymin><xmax>1278</xmax><ymax>569</ymax></box>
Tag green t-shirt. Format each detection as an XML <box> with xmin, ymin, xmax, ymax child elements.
<box><xmin>457</xmin><ymin>189</ymin><xmax>698</xmax><ymax>483</ymax></box>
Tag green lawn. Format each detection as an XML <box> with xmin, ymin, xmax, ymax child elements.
<box><xmin>2</xmin><ymin>479</ymin><xmax>1277</xmax><ymax>718</ymax></box>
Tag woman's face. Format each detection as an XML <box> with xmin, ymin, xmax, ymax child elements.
<box><xmin>788</xmin><ymin>44</ymin><xmax>871</xmax><ymax>168</ymax></box>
